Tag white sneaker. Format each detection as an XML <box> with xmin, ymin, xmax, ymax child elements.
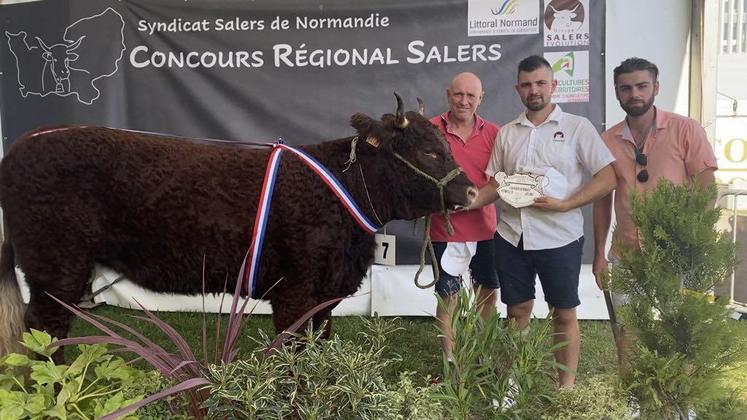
<box><xmin>497</xmin><ymin>377</ymin><xmax>517</xmax><ymax>411</ymax></box>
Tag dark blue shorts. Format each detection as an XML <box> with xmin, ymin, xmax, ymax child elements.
<box><xmin>432</xmin><ymin>233</ymin><xmax>500</xmax><ymax>296</ymax></box>
<box><xmin>495</xmin><ymin>234</ymin><xmax>583</xmax><ymax>309</ymax></box>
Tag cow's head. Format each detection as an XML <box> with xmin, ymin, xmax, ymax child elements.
<box><xmin>550</xmin><ymin>4</ymin><xmax>579</xmax><ymax>22</ymax></box>
<box><xmin>35</xmin><ymin>36</ymin><xmax>84</xmax><ymax>92</ymax></box>
<box><xmin>350</xmin><ymin>93</ymin><xmax>476</xmax><ymax>220</ymax></box>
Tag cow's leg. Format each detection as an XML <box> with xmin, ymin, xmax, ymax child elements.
<box><xmin>22</xmin><ymin>255</ymin><xmax>93</xmax><ymax>364</ymax></box>
<box><xmin>312</xmin><ymin>295</ymin><xmax>345</xmax><ymax>339</ymax></box>
<box><xmin>269</xmin><ymin>285</ymin><xmax>319</xmax><ymax>337</ymax></box>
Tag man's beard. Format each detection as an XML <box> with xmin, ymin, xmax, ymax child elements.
<box><xmin>524</xmin><ymin>95</ymin><xmax>547</xmax><ymax>111</ymax></box>
<box><xmin>621</xmin><ymin>96</ymin><xmax>654</xmax><ymax>117</ymax></box>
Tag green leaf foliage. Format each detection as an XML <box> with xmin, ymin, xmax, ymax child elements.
<box><xmin>202</xmin><ymin>316</ymin><xmax>442</xmax><ymax>419</ymax></box>
<box><xmin>540</xmin><ymin>374</ymin><xmax>629</xmax><ymax>420</ymax></box>
<box><xmin>0</xmin><ymin>329</ymin><xmax>142</xmax><ymax>420</ymax></box>
<box><xmin>611</xmin><ymin>181</ymin><xmax>747</xmax><ymax>418</ymax></box>
<box><xmin>433</xmin><ymin>287</ymin><xmax>559</xmax><ymax>419</ymax></box>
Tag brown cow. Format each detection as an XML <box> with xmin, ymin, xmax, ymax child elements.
<box><xmin>0</xmin><ymin>95</ymin><xmax>476</xmax><ymax>358</ymax></box>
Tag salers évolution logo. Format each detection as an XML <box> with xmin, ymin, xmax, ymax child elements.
<box><xmin>543</xmin><ymin>0</ymin><xmax>590</xmax><ymax>47</ymax></box>
<box><xmin>468</xmin><ymin>0</ymin><xmax>539</xmax><ymax>37</ymax></box>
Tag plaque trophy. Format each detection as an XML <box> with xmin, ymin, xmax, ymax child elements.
<box><xmin>494</xmin><ymin>172</ymin><xmax>547</xmax><ymax>208</ymax></box>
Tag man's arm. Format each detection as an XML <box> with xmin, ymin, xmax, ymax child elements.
<box><xmin>694</xmin><ymin>167</ymin><xmax>716</xmax><ymax>190</ymax></box>
<box><xmin>592</xmin><ymin>192</ymin><xmax>613</xmax><ymax>289</ymax></box>
<box><xmin>533</xmin><ymin>164</ymin><xmax>616</xmax><ymax>212</ymax></box>
<box><xmin>467</xmin><ymin>178</ymin><xmax>501</xmax><ymax>210</ymax></box>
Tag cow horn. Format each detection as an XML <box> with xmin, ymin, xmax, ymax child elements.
<box><xmin>416</xmin><ymin>97</ymin><xmax>425</xmax><ymax>116</ymax></box>
<box><xmin>570</xmin><ymin>3</ymin><xmax>580</xmax><ymax>12</ymax></box>
<box><xmin>394</xmin><ymin>92</ymin><xmax>408</xmax><ymax>128</ymax></box>
<box><xmin>66</xmin><ymin>35</ymin><xmax>85</xmax><ymax>52</ymax></box>
<box><xmin>35</xmin><ymin>36</ymin><xmax>51</xmax><ymax>53</ymax></box>
<box><xmin>549</xmin><ymin>5</ymin><xmax>558</xmax><ymax>13</ymax></box>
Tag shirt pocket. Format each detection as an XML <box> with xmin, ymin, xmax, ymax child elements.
<box><xmin>540</xmin><ymin>137</ymin><xmax>575</xmax><ymax>173</ymax></box>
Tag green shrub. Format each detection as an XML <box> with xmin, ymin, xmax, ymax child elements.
<box><xmin>202</xmin><ymin>316</ymin><xmax>442</xmax><ymax>419</ymax></box>
<box><xmin>611</xmin><ymin>181</ymin><xmax>747</xmax><ymax>418</ymax></box>
<box><xmin>0</xmin><ymin>330</ymin><xmax>143</xmax><ymax>419</ymax></box>
<box><xmin>541</xmin><ymin>374</ymin><xmax>630</xmax><ymax>420</ymax></box>
<box><xmin>120</xmin><ymin>370</ymin><xmax>192</xmax><ymax>420</ymax></box>
<box><xmin>432</xmin><ymin>287</ymin><xmax>559</xmax><ymax>419</ymax></box>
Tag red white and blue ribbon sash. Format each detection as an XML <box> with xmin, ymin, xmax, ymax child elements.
<box><xmin>244</xmin><ymin>142</ymin><xmax>379</xmax><ymax>298</ymax></box>
<box><xmin>28</xmin><ymin>127</ymin><xmax>375</xmax><ymax>299</ymax></box>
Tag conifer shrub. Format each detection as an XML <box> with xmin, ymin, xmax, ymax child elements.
<box><xmin>610</xmin><ymin>181</ymin><xmax>747</xmax><ymax>418</ymax></box>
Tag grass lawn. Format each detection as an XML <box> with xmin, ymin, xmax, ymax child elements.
<box><xmin>68</xmin><ymin>305</ymin><xmax>624</xmax><ymax>383</ymax></box>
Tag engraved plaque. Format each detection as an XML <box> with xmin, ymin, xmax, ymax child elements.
<box><xmin>494</xmin><ymin>172</ymin><xmax>546</xmax><ymax>208</ymax></box>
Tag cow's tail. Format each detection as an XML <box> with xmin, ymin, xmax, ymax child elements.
<box><xmin>0</xmin><ymin>236</ymin><xmax>26</xmax><ymax>356</ymax></box>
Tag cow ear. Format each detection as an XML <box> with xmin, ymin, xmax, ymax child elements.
<box><xmin>351</xmin><ymin>113</ymin><xmax>379</xmax><ymax>139</ymax></box>
<box><xmin>67</xmin><ymin>53</ymin><xmax>79</xmax><ymax>61</ymax></box>
<box><xmin>42</xmin><ymin>52</ymin><xmax>51</xmax><ymax>60</ymax></box>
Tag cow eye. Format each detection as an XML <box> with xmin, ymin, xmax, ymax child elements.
<box><xmin>422</xmin><ymin>151</ymin><xmax>438</xmax><ymax>159</ymax></box>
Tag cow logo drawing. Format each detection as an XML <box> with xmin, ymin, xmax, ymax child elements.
<box><xmin>5</xmin><ymin>7</ymin><xmax>125</xmax><ymax>105</ymax></box>
<box><xmin>543</xmin><ymin>0</ymin><xmax>585</xmax><ymax>32</ymax></box>
<box><xmin>543</xmin><ymin>0</ymin><xmax>590</xmax><ymax>47</ymax></box>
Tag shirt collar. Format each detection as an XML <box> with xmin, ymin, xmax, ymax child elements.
<box><xmin>439</xmin><ymin>112</ymin><xmax>485</xmax><ymax>130</ymax></box>
<box><xmin>515</xmin><ymin>104</ymin><xmax>563</xmax><ymax>128</ymax></box>
<box><xmin>620</xmin><ymin>106</ymin><xmax>665</xmax><ymax>141</ymax></box>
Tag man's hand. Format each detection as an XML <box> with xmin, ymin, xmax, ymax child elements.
<box><xmin>532</xmin><ymin>196</ymin><xmax>570</xmax><ymax>212</ymax></box>
<box><xmin>592</xmin><ymin>255</ymin><xmax>609</xmax><ymax>290</ymax></box>
<box><xmin>467</xmin><ymin>179</ymin><xmax>501</xmax><ymax>210</ymax></box>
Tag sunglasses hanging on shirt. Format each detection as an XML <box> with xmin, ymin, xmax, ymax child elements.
<box><xmin>631</xmin><ymin>143</ymin><xmax>648</xmax><ymax>182</ymax></box>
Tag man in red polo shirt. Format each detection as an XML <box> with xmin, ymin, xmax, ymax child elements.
<box><xmin>429</xmin><ymin>72</ymin><xmax>500</xmax><ymax>362</ymax></box>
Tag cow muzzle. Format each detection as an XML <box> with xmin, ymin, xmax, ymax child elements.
<box><xmin>450</xmin><ymin>185</ymin><xmax>478</xmax><ymax>211</ymax></box>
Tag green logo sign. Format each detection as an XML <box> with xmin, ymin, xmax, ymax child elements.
<box><xmin>551</xmin><ymin>52</ymin><xmax>575</xmax><ymax>77</ymax></box>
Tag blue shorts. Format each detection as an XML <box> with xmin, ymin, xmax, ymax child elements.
<box><xmin>495</xmin><ymin>234</ymin><xmax>583</xmax><ymax>309</ymax></box>
<box><xmin>432</xmin><ymin>233</ymin><xmax>500</xmax><ymax>296</ymax></box>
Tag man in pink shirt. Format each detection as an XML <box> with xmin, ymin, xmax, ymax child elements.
<box><xmin>429</xmin><ymin>72</ymin><xmax>500</xmax><ymax>362</ymax></box>
<box><xmin>592</xmin><ymin>58</ymin><xmax>718</xmax><ymax>354</ymax></box>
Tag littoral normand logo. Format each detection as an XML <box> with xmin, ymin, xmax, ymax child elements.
<box><xmin>5</xmin><ymin>7</ymin><xmax>126</xmax><ymax>105</ymax></box>
<box><xmin>491</xmin><ymin>0</ymin><xmax>520</xmax><ymax>15</ymax></box>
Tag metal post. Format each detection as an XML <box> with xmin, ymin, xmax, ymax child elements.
<box><xmin>732</xmin><ymin>193</ymin><xmax>738</xmax><ymax>303</ymax></box>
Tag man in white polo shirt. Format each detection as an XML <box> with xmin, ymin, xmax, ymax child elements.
<box><xmin>469</xmin><ymin>55</ymin><xmax>616</xmax><ymax>388</ymax></box>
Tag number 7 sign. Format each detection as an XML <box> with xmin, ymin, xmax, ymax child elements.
<box><xmin>374</xmin><ymin>233</ymin><xmax>396</xmax><ymax>266</ymax></box>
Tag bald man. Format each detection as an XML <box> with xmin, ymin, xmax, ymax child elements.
<box><xmin>429</xmin><ymin>72</ymin><xmax>500</xmax><ymax>363</ymax></box>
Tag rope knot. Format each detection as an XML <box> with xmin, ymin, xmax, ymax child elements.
<box><xmin>342</xmin><ymin>136</ymin><xmax>359</xmax><ymax>173</ymax></box>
